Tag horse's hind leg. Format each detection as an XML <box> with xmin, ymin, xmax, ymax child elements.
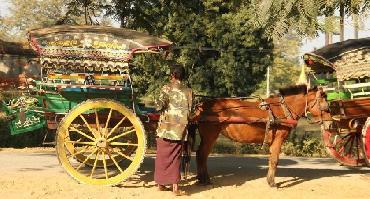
<box><xmin>267</xmin><ymin>130</ymin><xmax>288</xmax><ymax>187</ymax></box>
<box><xmin>196</xmin><ymin>125</ymin><xmax>220</xmax><ymax>185</ymax></box>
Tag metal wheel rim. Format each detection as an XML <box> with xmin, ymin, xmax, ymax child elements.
<box><xmin>55</xmin><ymin>99</ymin><xmax>146</xmax><ymax>185</ymax></box>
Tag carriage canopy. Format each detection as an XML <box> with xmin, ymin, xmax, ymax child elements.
<box><xmin>28</xmin><ymin>25</ymin><xmax>172</xmax><ymax>72</ymax></box>
<box><xmin>303</xmin><ymin>37</ymin><xmax>370</xmax><ymax>81</ymax></box>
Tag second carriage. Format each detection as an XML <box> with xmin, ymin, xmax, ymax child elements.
<box><xmin>303</xmin><ymin>37</ymin><xmax>370</xmax><ymax>167</ymax></box>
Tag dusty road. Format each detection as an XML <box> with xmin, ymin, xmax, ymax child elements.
<box><xmin>0</xmin><ymin>148</ymin><xmax>369</xmax><ymax>199</ymax></box>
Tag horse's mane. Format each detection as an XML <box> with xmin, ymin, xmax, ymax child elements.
<box><xmin>278</xmin><ymin>84</ymin><xmax>308</xmax><ymax>96</ymax></box>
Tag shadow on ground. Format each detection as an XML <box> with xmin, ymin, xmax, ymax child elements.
<box><xmin>5</xmin><ymin>151</ymin><xmax>367</xmax><ymax>194</ymax></box>
<box><xmin>121</xmin><ymin>155</ymin><xmax>369</xmax><ymax>194</ymax></box>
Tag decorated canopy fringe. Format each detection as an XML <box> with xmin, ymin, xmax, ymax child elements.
<box><xmin>303</xmin><ymin>37</ymin><xmax>370</xmax><ymax>81</ymax></box>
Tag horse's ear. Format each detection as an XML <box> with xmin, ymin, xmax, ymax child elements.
<box><xmin>315</xmin><ymin>87</ymin><xmax>327</xmax><ymax>98</ymax></box>
<box><xmin>317</xmin><ymin>87</ymin><xmax>326</xmax><ymax>95</ymax></box>
<box><xmin>307</xmin><ymin>85</ymin><xmax>318</xmax><ymax>93</ymax></box>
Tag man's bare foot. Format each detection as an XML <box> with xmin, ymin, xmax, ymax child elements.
<box><xmin>173</xmin><ymin>190</ymin><xmax>186</xmax><ymax>196</ymax></box>
<box><xmin>158</xmin><ymin>184</ymin><xmax>170</xmax><ymax>191</ymax></box>
<box><xmin>172</xmin><ymin>184</ymin><xmax>187</xmax><ymax>196</ymax></box>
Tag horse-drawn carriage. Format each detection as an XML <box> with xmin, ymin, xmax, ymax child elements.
<box><xmin>1</xmin><ymin>24</ymin><xmax>368</xmax><ymax>187</ymax></box>
<box><xmin>303</xmin><ymin>37</ymin><xmax>370</xmax><ymax>167</ymax></box>
<box><xmin>1</xmin><ymin>26</ymin><xmax>170</xmax><ymax>185</ymax></box>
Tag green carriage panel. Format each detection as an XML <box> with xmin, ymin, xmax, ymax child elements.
<box><xmin>326</xmin><ymin>91</ymin><xmax>351</xmax><ymax>101</ymax></box>
<box><xmin>9</xmin><ymin>110</ymin><xmax>46</xmax><ymax>135</ymax></box>
<box><xmin>1</xmin><ymin>96</ymin><xmax>46</xmax><ymax>135</ymax></box>
<box><xmin>35</xmin><ymin>82</ymin><xmax>133</xmax><ymax>113</ymax></box>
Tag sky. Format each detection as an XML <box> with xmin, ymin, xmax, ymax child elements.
<box><xmin>0</xmin><ymin>0</ymin><xmax>369</xmax><ymax>55</ymax></box>
<box><xmin>300</xmin><ymin>15</ymin><xmax>370</xmax><ymax>55</ymax></box>
<box><xmin>0</xmin><ymin>0</ymin><xmax>9</xmax><ymax>16</ymax></box>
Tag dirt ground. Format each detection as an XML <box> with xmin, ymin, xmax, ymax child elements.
<box><xmin>0</xmin><ymin>147</ymin><xmax>369</xmax><ymax>199</ymax></box>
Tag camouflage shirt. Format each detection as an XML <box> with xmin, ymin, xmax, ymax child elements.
<box><xmin>156</xmin><ymin>80</ymin><xmax>192</xmax><ymax>141</ymax></box>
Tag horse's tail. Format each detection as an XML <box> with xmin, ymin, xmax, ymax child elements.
<box><xmin>187</xmin><ymin>123</ymin><xmax>198</xmax><ymax>151</ymax></box>
<box><xmin>181</xmin><ymin>123</ymin><xmax>198</xmax><ymax>180</ymax></box>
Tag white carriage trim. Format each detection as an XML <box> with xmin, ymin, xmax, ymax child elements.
<box><xmin>343</xmin><ymin>82</ymin><xmax>370</xmax><ymax>89</ymax></box>
<box><xmin>343</xmin><ymin>82</ymin><xmax>370</xmax><ymax>99</ymax></box>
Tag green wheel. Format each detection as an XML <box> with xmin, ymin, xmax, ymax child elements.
<box><xmin>56</xmin><ymin>99</ymin><xmax>146</xmax><ymax>185</ymax></box>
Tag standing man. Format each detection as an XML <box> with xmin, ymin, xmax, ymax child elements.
<box><xmin>154</xmin><ymin>64</ymin><xmax>192</xmax><ymax>196</ymax></box>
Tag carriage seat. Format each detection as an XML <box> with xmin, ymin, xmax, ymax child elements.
<box><xmin>343</xmin><ymin>82</ymin><xmax>370</xmax><ymax>99</ymax></box>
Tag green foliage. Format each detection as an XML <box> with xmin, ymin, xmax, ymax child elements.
<box><xmin>322</xmin><ymin>16</ymin><xmax>340</xmax><ymax>33</ymax></box>
<box><xmin>65</xmin><ymin>0</ymin><xmax>107</xmax><ymax>25</ymax></box>
<box><xmin>248</xmin><ymin>0</ymin><xmax>370</xmax><ymax>40</ymax></box>
<box><xmin>281</xmin><ymin>120</ymin><xmax>327</xmax><ymax>157</ymax></box>
<box><xmin>130</xmin><ymin>54</ymin><xmax>171</xmax><ymax>99</ymax></box>
<box><xmin>239</xmin><ymin>143</ymin><xmax>263</xmax><ymax>154</ymax></box>
<box><xmin>282</xmin><ymin>131</ymin><xmax>328</xmax><ymax>157</ymax></box>
<box><xmin>254</xmin><ymin>32</ymin><xmax>301</xmax><ymax>96</ymax></box>
<box><xmin>0</xmin><ymin>0</ymin><xmax>67</xmax><ymax>41</ymax></box>
<box><xmin>104</xmin><ymin>0</ymin><xmax>158</xmax><ymax>31</ymax></box>
<box><xmin>127</xmin><ymin>1</ymin><xmax>274</xmax><ymax>97</ymax></box>
<box><xmin>210</xmin><ymin>130</ymin><xmax>327</xmax><ymax>157</ymax></box>
<box><xmin>248</xmin><ymin>0</ymin><xmax>320</xmax><ymax>40</ymax></box>
<box><xmin>212</xmin><ymin>140</ymin><xmax>237</xmax><ymax>154</ymax></box>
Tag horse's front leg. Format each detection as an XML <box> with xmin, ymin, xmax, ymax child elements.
<box><xmin>267</xmin><ymin>130</ymin><xmax>288</xmax><ymax>187</ymax></box>
<box><xmin>196</xmin><ymin>125</ymin><xmax>220</xmax><ymax>185</ymax></box>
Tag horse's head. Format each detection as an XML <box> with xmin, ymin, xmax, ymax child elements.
<box><xmin>306</xmin><ymin>87</ymin><xmax>330</xmax><ymax>123</ymax></box>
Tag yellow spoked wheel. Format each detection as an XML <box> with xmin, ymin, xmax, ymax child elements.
<box><xmin>56</xmin><ymin>99</ymin><xmax>146</xmax><ymax>185</ymax></box>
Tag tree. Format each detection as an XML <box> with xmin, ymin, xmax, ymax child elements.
<box><xmin>249</xmin><ymin>0</ymin><xmax>370</xmax><ymax>41</ymax></box>
<box><xmin>0</xmin><ymin>15</ymin><xmax>7</xmax><ymax>40</ymax></box>
<box><xmin>65</xmin><ymin>0</ymin><xmax>108</xmax><ymax>25</ymax></box>
<box><xmin>253</xmin><ymin>32</ymin><xmax>301</xmax><ymax>97</ymax></box>
<box><xmin>128</xmin><ymin>1</ymin><xmax>274</xmax><ymax>98</ymax></box>
<box><xmin>1</xmin><ymin>0</ymin><xmax>67</xmax><ymax>41</ymax></box>
<box><xmin>104</xmin><ymin>0</ymin><xmax>158</xmax><ymax>31</ymax></box>
<box><xmin>248</xmin><ymin>0</ymin><xmax>322</xmax><ymax>40</ymax></box>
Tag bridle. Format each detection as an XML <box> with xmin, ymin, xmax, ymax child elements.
<box><xmin>279</xmin><ymin>89</ymin><xmax>327</xmax><ymax>124</ymax></box>
<box><xmin>305</xmin><ymin>89</ymin><xmax>328</xmax><ymax>124</ymax></box>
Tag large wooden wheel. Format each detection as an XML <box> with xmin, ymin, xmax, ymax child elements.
<box><xmin>322</xmin><ymin>126</ymin><xmax>366</xmax><ymax>166</ymax></box>
<box><xmin>55</xmin><ymin>99</ymin><xmax>146</xmax><ymax>185</ymax></box>
<box><xmin>361</xmin><ymin>118</ymin><xmax>370</xmax><ymax>165</ymax></box>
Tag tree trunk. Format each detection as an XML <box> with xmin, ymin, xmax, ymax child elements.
<box><xmin>266</xmin><ymin>66</ymin><xmax>270</xmax><ymax>98</ymax></box>
<box><xmin>353</xmin><ymin>14</ymin><xmax>359</xmax><ymax>39</ymax></box>
<box><xmin>84</xmin><ymin>3</ymin><xmax>88</xmax><ymax>25</ymax></box>
<box><xmin>325</xmin><ymin>31</ymin><xmax>330</xmax><ymax>45</ymax></box>
<box><xmin>340</xmin><ymin>1</ymin><xmax>344</xmax><ymax>42</ymax></box>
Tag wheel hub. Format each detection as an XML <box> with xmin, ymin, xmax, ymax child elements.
<box><xmin>96</xmin><ymin>138</ymin><xmax>108</xmax><ymax>148</ymax></box>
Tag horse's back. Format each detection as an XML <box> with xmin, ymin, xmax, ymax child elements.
<box><xmin>201</xmin><ymin>98</ymin><xmax>268</xmax><ymax>118</ymax></box>
<box><xmin>198</xmin><ymin>98</ymin><xmax>267</xmax><ymax>143</ymax></box>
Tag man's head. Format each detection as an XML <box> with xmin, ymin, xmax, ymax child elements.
<box><xmin>170</xmin><ymin>64</ymin><xmax>185</xmax><ymax>81</ymax></box>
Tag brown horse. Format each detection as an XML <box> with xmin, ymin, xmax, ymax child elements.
<box><xmin>190</xmin><ymin>85</ymin><xmax>329</xmax><ymax>187</ymax></box>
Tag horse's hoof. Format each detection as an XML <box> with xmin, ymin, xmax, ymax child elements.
<box><xmin>196</xmin><ymin>181</ymin><xmax>212</xmax><ymax>186</ymax></box>
<box><xmin>267</xmin><ymin>180</ymin><xmax>277</xmax><ymax>188</ymax></box>
<box><xmin>267</xmin><ymin>178</ymin><xmax>276</xmax><ymax>187</ymax></box>
<box><xmin>196</xmin><ymin>177</ymin><xmax>212</xmax><ymax>186</ymax></box>
<box><xmin>268</xmin><ymin>182</ymin><xmax>277</xmax><ymax>188</ymax></box>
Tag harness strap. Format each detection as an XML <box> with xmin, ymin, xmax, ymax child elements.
<box><xmin>261</xmin><ymin>96</ymin><xmax>298</xmax><ymax>150</ymax></box>
<box><xmin>279</xmin><ymin>95</ymin><xmax>294</xmax><ymax>119</ymax></box>
<box><xmin>261</xmin><ymin>105</ymin><xmax>276</xmax><ymax>150</ymax></box>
